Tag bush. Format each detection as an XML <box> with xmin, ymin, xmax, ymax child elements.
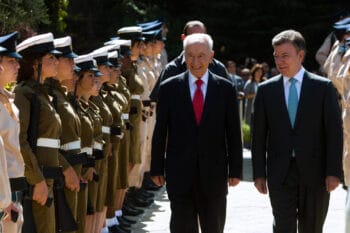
<box><xmin>242</xmin><ymin>121</ymin><xmax>251</xmax><ymax>147</ymax></box>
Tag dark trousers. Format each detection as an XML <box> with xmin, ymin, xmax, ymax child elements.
<box><xmin>268</xmin><ymin>159</ymin><xmax>330</xmax><ymax>233</ymax></box>
<box><xmin>168</xmin><ymin>187</ymin><xmax>226</xmax><ymax>233</ymax></box>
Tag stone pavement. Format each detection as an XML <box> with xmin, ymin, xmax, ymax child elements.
<box><xmin>131</xmin><ymin>149</ymin><xmax>347</xmax><ymax>233</ymax></box>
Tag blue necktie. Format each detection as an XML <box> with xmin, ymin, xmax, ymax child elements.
<box><xmin>288</xmin><ymin>78</ymin><xmax>298</xmax><ymax>127</ymax></box>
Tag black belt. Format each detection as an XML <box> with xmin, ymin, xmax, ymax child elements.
<box><xmin>93</xmin><ymin>149</ymin><xmax>105</xmax><ymax>160</ymax></box>
<box><xmin>111</xmin><ymin>125</ymin><xmax>121</xmax><ymax>136</ymax></box>
<box><xmin>142</xmin><ymin>100</ymin><xmax>151</xmax><ymax>107</ymax></box>
<box><xmin>63</xmin><ymin>152</ymin><xmax>88</xmax><ymax>166</ymax></box>
<box><xmin>83</xmin><ymin>157</ymin><xmax>95</xmax><ymax>168</ymax></box>
<box><xmin>10</xmin><ymin>177</ymin><xmax>28</xmax><ymax>192</ymax></box>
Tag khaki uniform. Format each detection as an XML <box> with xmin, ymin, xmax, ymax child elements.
<box><xmin>116</xmin><ymin>77</ymin><xmax>131</xmax><ymax>189</ymax></box>
<box><xmin>101</xmin><ymin>83</ymin><xmax>124</xmax><ymax>208</ymax></box>
<box><xmin>324</xmin><ymin>40</ymin><xmax>344</xmax><ymax>96</ymax></box>
<box><xmin>44</xmin><ymin>78</ymin><xmax>81</xmax><ymax>231</ymax></box>
<box><xmin>69</xmin><ymin>95</ymin><xmax>94</xmax><ymax>233</ymax></box>
<box><xmin>85</xmin><ymin>100</ymin><xmax>104</xmax><ymax>215</ymax></box>
<box><xmin>121</xmin><ymin>58</ymin><xmax>144</xmax><ymax>166</ymax></box>
<box><xmin>90</xmin><ymin>94</ymin><xmax>113</xmax><ymax>212</ymax></box>
<box><xmin>14</xmin><ymin>79</ymin><xmax>62</xmax><ymax>233</ymax></box>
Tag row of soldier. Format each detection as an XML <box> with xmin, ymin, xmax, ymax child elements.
<box><xmin>0</xmin><ymin>19</ymin><xmax>167</xmax><ymax>233</ymax></box>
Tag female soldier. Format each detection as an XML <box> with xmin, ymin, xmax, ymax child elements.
<box><xmin>0</xmin><ymin>31</ymin><xmax>25</xmax><ymax>233</ymax></box>
<box><xmin>73</xmin><ymin>54</ymin><xmax>102</xmax><ymax>233</ymax></box>
<box><xmin>44</xmin><ymin>36</ymin><xmax>81</xmax><ymax>233</ymax></box>
<box><xmin>15</xmin><ymin>33</ymin><xmax>62</xmax><ymax>233</ymax></box>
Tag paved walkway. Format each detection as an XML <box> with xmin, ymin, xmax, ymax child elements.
<box><xmin>131</xmin><ymin>150</ymin><xmax>347</xmax><ymax>233</ymax></box>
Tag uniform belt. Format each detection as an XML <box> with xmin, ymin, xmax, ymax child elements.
<box><xmin>122</xmin><ymin>113</ymin><xmax>129</xmax><ymax>120</ymax></box>
<box><xmin>63</xmin><ymin>152</ymin><xmax>88</xmax><ymax>166</ymax></box>
<box><xmin>142</xmin><ymin>100</ymin><xmax>151</xmax><ymax>107</ymax></box>
<box><xmin>81</xmin><ymin>147</ymin><xmax>93</xmax><ymax>155</ymax></box>
<box><xmin>60</xmin><ymin>140</ymin><xmax>81</xmax><ymax>151</ymax></box>
<box><xmin>131</xmin><ymin>95</ymin><xmax>141</xmax><ymax>100</ymax></box>
<box><xmin>93</xmin><ymin>149</ymin><xmax>105</xmax><ymax>160</ymax></box>
<box><xmin>93</xmin><ymin>142</ymin><xmax>103</xmax><ymax>150</ymax></box>
<box><xmin>102</xmin><ymin>126</ymin><xmax>111</xmax><ymax>134</ymax></box>
<box><xmin>9</xmin><ymin>177</ymin><xmax>28</xmax><ymax>192</ymax></box>
<box><xmin>111</xmin><ymin>125</ymin><xmax>121</xmax><ymax>136</ymax></box>
<box><xmin>37</xmin><ymin>138</ymin><xmax>60</xmax><ymax>149</ymax></box>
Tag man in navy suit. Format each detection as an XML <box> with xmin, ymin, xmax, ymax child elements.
<box><xmin>252</xmin><ymin>29</ymin><xmax>343</xmax><ymax>233</ymax></box>
<box><xmin>150</xmin><ymin>33</ymin><xmax>243</xmax><ymax>233</ymax></box>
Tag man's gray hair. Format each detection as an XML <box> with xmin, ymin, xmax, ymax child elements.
<box><xmin>183</xmin><ymin>33</ymin><xmax>213</xmax><ymax>51</ymax></box>
<box><xmin>272</xmin><ymin>29</ymin><xmax>306</xmax><ymax>52</ymax></box>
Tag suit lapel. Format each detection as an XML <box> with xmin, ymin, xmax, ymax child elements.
<box><xmin>276</xmin><ymin>75</ymin><xmax>293</xmax><ymax>129</ymax></box>
<box><xmin>181</xmin><ymin>72</ymin><xmax>197</xmax><ymax>125</ymax></box>
<box><xmin>294</xmin><ymin>72</ymin><xmax>311</xmax><ymax>129</ymax></box>
<box><xmin>201</xmin><ymin>73</ymin><xmax>217</xmax><ymax>125</ymax></box>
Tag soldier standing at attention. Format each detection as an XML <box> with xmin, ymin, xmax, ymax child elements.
<box><xmin>15</xmin><ymin>33</ymin><xmax>63</xmax><ymax>233</ymax></box>
<box><xmin>0</xmin><ymin>32</ymin><xmax>25</xmax><ymax>233</ymax></box>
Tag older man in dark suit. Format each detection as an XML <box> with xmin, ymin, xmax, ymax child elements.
<box><xmin>150</xmin><ymin>33</ymin><xmax>242</xmax><ymax>233</ymax></box>
<box><xmin>252</xmin><ymin>29</ymin><xmax>343</xmax><ymax>233</ymax></box>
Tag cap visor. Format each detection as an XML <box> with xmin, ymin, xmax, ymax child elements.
<box><xmin>49</xmin><ymin>49</ymin><xmax>63</xmax><ymax>55</ymax></box>
<box><xmin>94</xmin><ymin>71</ymin><xmax>103</xmax><ymax>77</ymax></box>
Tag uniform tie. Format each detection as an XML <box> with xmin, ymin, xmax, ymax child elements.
<box><xmin>193</xmin><ymin>79</ymin><xmax>204</xmax><ymax>125</ymax></box>
<box><xmin>288</xmin><ymin>78</ymin><xmax>298</xmax><ymax>127</ymax></box>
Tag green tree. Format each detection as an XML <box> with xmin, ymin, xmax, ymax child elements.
<box><xmin>0</xmin><ymin>0</ymin><xmax>50</xmax><ymax>37</ymax></box>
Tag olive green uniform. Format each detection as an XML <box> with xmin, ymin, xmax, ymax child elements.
<box><xmin>90</xmin><ymin>93</ymin><xmax>113</xmax><ymax>212</ymax></box>
<box><xmin>14</xmin><ymin>79</ymin><xmax>62</xmax><ymax>233</ymax></box>
<box><xmin>69</xmin><ymin>95</ymin><xmax>94</xmax><ymax>233</ymax></box>
<box><xmin>44</xmin><ymin>78</ymin><xmax>82</xmax><ymax>232</ymax></box>
<box><xmin>86</xmin><ymin>100</ymin><xmax>104</xmax><ymax>214</ymax></box>
<box><xmin>101</xmin><ymin>83</ymin><xmax>124</xmax><ymax>208</ymax></box>
<box><xmin>121</xmin><ymin>58</ymin><xmax>144</xmax><ymax>165</ymax></box>
<box><xmin>115</xmin><ymin>77</ymin><xmax>131</xmax><ymax>189</ymax></box>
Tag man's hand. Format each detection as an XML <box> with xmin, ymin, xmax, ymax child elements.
<box><xmin>228</xmin><ymin>178</ymin><xmax>240</xmax><ymax>187</ymax></box>
<box><xmin>63</xmin><ymin>166</ymin><xmax>80</xmax><ymax>192</ymax></box>
<box><xmin>254</xmin><ymin>177</ymin><xmax>268</xmax><ymax>194</ymax></box>
<box><xmin>151</xmin><ymin>176</ymin><xmax>165</xmax><ymax>187</ymax></box>
<box><xmin>33</xmin><ymin>180</ymin><xmax>49</xmax><ymax>206</ymax></box>
<box><xmin>325</xmin><ymin>176</ymin><xmax>340</xmax><ymax>192</ymax></box>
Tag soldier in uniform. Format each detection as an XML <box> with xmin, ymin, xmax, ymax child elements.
<box><xmin>0</xmin><ymin>32</ymin><xmax>25</xmax><ymax>233</ymax></box>
<box><xmin>90</xmin><ymin>47</ymin><xmax>114</xmax><ymax>233</ymax></box>
<box><xmin>15</xmin><ymin>33</ymin><xmax>63</xmax><ymax>233</ymax></box>
<box><xmin>73</xmin><ymin>54</ymin><xmax>101</xmax><ymax>233</ymax></box>
<box><xmin>102</xmin><ymin>50</ymin><xmax>131</xmax><ymax>233</ymax></box>
<box><xmin>43</xmin><ymin>36</ymin><xmax>82</xmax><ymax>233</ymax></box>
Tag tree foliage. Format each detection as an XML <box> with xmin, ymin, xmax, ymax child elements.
<box><xmin>0</xmin><ymin>0</ymin><xmax>50</xmax><ymax>37</ymax></box>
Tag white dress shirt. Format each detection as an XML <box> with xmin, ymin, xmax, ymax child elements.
<box><xmin>283</xmin><ymin>67</ymin><xmax>305</xmax><ymax>108</ymax></box>
<box><xmin>0</xmin><ymin>136</ymin><xmax>11</xmax><ymax>211</ymax></box>
<box><xmin>0</xmin><ymin>89</ymin><xmax>25</xmax><ymax>178</ymax></box>
<box><xmin>189</xmin><ymin>70</ymin><xmax>209</xmax><ymax>101</ymax></box>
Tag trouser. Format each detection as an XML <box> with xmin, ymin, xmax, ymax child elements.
<box><xmin>268</xmin><ymin>159</ymin><xmax>330</xmax><ymax>233</ymax></box>
<box><xmin>167</xmin><ymin>173</ymin><xmax>227</xmax><ymax>233</ymax></box>
<box><xmin>345</xmin><ymin>186</ymin><xmax>350</xmax><ymax>233</ymax></box>
<box><xmin>105</xmin><ymin>138</ymin><xmax>120</xmax><ymax>208</ymax></box>
<box><xmin>343</xmin><ymin>108</ymin><xmax>350</xmax><ymax>185</ymax></box>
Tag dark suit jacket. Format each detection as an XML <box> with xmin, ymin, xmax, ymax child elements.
<box><xmin>151</xmin><ymin>71</ymin><xmax>242</xmax><ymax>197</ymax></box>
<box><xmin>252</xmin><ymin>71</ymin><xmax>343</xmax><ymax>187</ymax></box>
<box><xmin>149</xmin><ymin>51</ymin><xmax>229</xmax><ymax>101</ymax></box>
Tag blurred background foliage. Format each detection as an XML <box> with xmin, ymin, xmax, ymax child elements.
<box><xmin>0</xmin><ymin>0</ymin><xmax>349</xmax><ymax>70</ymax></box>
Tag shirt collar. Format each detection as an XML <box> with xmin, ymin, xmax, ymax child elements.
<box><xmin>189</xmin><ymin>70</ymin><xmax>209</xmax><ymax>86</ymax></box>
<box><xmin>283</xmin><ymin>67</ymin><xmax>305</xmax><ymax>85</ymax></box>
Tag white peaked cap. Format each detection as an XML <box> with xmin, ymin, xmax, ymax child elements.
<box><xmin>104</xmin><ymin>39</ymin><xmax>131</xmax><ymax>47</ymax></box>
<box><xmin>54</xmin><ymin>36</ymin><xmax>72</xmax><ymax>48</ymax></box>
<box><xmin>17</xmin><ymin>32</ymin><xmax>55</xmax><ymax>52</ymax></box>
<box><xmin>117</xmin><ymin>26</ymin><xmax>142</xmax><ymax>34</ymax></box>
